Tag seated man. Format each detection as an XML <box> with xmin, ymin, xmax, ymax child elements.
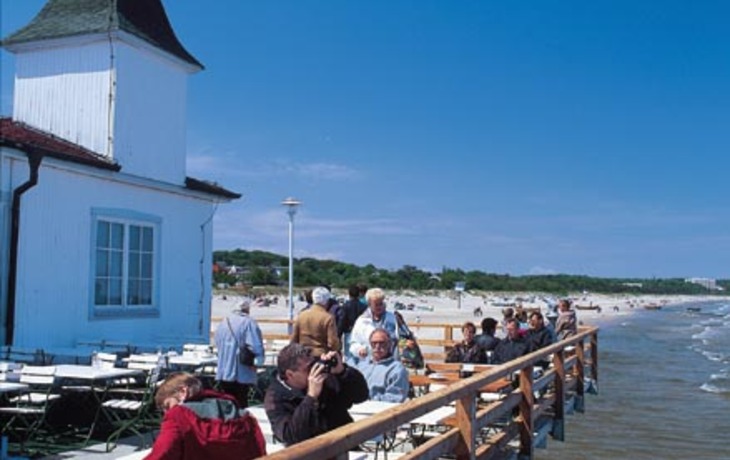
<box><xmin>145</xmin><ymin>372</ymin><xmax>266</xmax><ymax>460</ymax></box>
<box><xmin>264</xmin><ymin>343</ymin><xmax>369</xmax><ymax>446</ymax></box>
<box><xmin>475</xmin><ymin>317</ymin><xmax>500</xmax><ymax>363</ymax></box>
<box><xmin>493</xmin><ymin>318</ymin><xmax>532</xmax><ymax>364</ymax></box>
<box><xmin>527</xmin><ymin>311</ymin><xmax>554</xmax><ymax>351</ymax></box>
<box><xmin>354</xmin><ymin>328</ymin><xmax>410</xmax><ymax>403</ymax></box>
<box><xmin>446</xmin><ymin>321</ymin><xmax>486</xmax><ymax>363</ymax></box>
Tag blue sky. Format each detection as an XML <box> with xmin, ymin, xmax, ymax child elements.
<box><xmin>2</xmin><ymin>1</ymin><xmax>729</xmax><ymax>278</ymax></box>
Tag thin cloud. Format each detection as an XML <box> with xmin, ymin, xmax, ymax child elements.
<box><xmin>187</xmin><ymin>153</ymin><xmax>359</xmax><ymax>181</ymax></box>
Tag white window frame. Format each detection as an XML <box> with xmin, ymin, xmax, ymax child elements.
<box><xmin>89</xmin><ymin>208</ymin><xmax>161</xmax><ymax>319</ymax></box>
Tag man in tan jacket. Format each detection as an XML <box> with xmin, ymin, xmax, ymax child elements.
<box><xmin>290</xmin><ymin>286</ymin><xmax>340</xmax><ymax>357</ymax></box>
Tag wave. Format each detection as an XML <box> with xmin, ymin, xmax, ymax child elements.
<box><xmin>692</xmin><ymin>326</ymin><xmax>723</xmax><ymax>340</ymax></box>
<box><xmin>700</xmin><ymin>383</ymin><xmax>730</xmax><ymax>394</ymax></box>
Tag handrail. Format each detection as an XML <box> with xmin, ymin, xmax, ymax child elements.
<box><xmin>257</xmin><ymin>326</ymin><xmax>599</xmax><ymax>460</ymax></box>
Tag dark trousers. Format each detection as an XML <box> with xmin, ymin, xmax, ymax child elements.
<box><xmin>217</xmin><ymin>381</ymin><xmax>252</xmax><ymax>408</ymax></box>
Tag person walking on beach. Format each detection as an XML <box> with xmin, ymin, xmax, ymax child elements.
<box><xmin>214</xmin><ymin>298</ymin><xmax>264</xmax><ymax>408</ymax></box>
<box><xmin>555</xmin><ymin>299</ymin><xmax>578</xmax><ymax>340</ymax></box>
<box><xmin>145</xmin><ymin>372</ymin><xmax>266</xmax><ymax>460</ymax></box>
<box><xmin>290</xmin><ymin>286</ymin><xmax>341</xmax><ymax>357</ymax></box>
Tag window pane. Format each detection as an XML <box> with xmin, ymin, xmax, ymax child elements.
<box><xmin>96</xmin><ymin>221</ymin><xmax>109</xmax><ymax>248</ymax></box>
<box><xmin>95</xmin><ymin>279</ymin><xmax>108</xmax><ymax>305</ymax></box>
<box><xmin>129</xmin><ymin>252</ymin><xmax>140</xmax><ymax>277</ymax></box>
<box><xmin>142</xmin><ymin>227</ymin><xmax>153</xmax><ymax>252</ymax></box>
<box><xmin>127</xmin><ymin>279</ymin><xmax>139</xmax><ymax>305</ymax></box>
<box><xmin>96</xmin><ymin>250</ymin><xmax>109</xmax><ymax>277</ymax></box>
<box><xmin>141</xmin><ymin>254</ymin><xmax>152</xmax><ymax>278</ymax></box>
<box><xmin>140</xmin><ymin>280</ymin><xmax>152</xmax><ymax>304</ymax></box>
<box><xmin>111</xmin><ymin>223</ymin><xmax>124</xmax><ymax>249</ymax></box>
<box><xmin>110</xmin><ymin>278</ymin><xmax>122</xmax><ymax>305</ymax></box>
<box><xmin>130</xmin><ymin>226</ymin><xmax>140</xmax><ymax>251</ymax></box>
<box><xmin>111</xmin><ymin>251</ymin><xmax>123</xmax><ymax>277</ymax></box>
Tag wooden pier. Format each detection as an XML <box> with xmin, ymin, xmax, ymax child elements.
<box><xmin>210</xmin><ymin>318</ymin><xmax>599</xmax><ymax>460</ymax></box>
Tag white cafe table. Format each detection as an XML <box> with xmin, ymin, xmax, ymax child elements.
<box><xmin>0</xmin><ymin>382</ymin><xmax>28</xmax><ymax>394</ymax></box>
<box><xmin>54</xmin><ymin>364</ymin><xmax>142</xmax><ymax>381</ymax></box>
<box><xmin>167</xmin><ymin>354</ymin><xmax>217</xmax><ymax>368</ymax></box>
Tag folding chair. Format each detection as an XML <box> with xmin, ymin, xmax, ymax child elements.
<box><xmin>102</xmin><ymin>355</ymin><xmax>165</xmax><ymax>452</ymax></box>
<box><xmin>0</xmin><ymin>366</ymin><xmax>61</xmax><ymax>455</ymax></box>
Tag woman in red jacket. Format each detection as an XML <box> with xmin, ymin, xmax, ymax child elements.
<box><xmin>145</xmin><ymin>372</ymin><xmax>266</xmax><ymax>460</ymax></box>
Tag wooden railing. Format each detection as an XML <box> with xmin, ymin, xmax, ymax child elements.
<box><xmin>254</xmin><ymin>326</ymin><xmax>599</xmax><ymax>460</ymax></box>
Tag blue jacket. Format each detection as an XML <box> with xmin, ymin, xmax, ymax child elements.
<box><xmin>354</xmin><ymin>355</ymin><xmax>410</xmax><ymax>403</ymax></box>
<box><xmin>214</xmin><ymin>312</ymin><xmax>264</xmax><ymax>385</ymax></box>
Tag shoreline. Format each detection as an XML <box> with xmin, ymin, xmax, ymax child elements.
<box><xmin>213</xmin><ymin>291</ymin><xmax>724</xmax><ymax>338</ymax></box>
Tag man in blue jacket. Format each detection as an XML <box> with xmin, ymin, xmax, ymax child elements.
<box><xmin>354</xmin><ymin>328</ymin><xmax>410</xmax><ymax>403</ymax></box>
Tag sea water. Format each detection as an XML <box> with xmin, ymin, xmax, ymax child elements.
<box><xmin>536</xmin><ymin>300</ymin><xmax>730</xmax><ymax>460</ymax></box>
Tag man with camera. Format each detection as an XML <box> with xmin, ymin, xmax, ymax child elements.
<box><xmin>264</xmin><ymin>343</ymin><xmax>369</xmax><ymax>446</ymax></box>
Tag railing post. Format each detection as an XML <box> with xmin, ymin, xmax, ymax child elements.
<box><xmin>574</xmin><ymin>340</ymin><xmax>585</xmax><ymax>413</ymax></box>
<box><xmin>518</xmin><ymin>366</ymin><xmax>534</xmax><ymax>459</ymax></box>
<box><xmin>454</xmin><ymin>395</ymin><xmax>477</xmax><ymax>460</ymax></box>
<box><xmin>551</xmin><ymin>350</ymin><xmax>565</xmax><ymax>441</ymax></box>
<box><xmin>590</xmin><ymin>332</ymin><xmax>599</xmax><ymax>392</ymax></box>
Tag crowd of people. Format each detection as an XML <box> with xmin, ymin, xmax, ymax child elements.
<box><xmin>143</xmin><ymin>287</ymin><xmax>579</xmax><ymax>457</ymax></box>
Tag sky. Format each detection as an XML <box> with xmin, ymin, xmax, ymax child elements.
<box><xmin>2</xmin><ymin>1</ymin><xmax>729</xmax><ymax>279</ymax></box>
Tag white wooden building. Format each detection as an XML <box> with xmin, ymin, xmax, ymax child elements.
<box><xmin>0</xmin><ymin>0</ymin><xmax>239</xmax><ymax>356</ymax></box>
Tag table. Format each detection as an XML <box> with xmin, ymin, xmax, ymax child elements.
<box><xmin>53</xmin><ymin>365</ymin><xmax>145</xmax><ymax>444</ymax></box>
<box><xmin>0</xmin><ymin>382</ymin><xmax>28</xmax><ymax>394</ymax></box>
<box><xmin>167</xmin><ymin>354</ymin><xmax>217</xmax><ymax>368</ymax></box>
<box><xmin>54</xmin><ymin>365</ymin><xmax>142</xmax><ymax>381</ymax></box>
<box><xmin>409</xmin><ymin>373</ymin><xmax>512</xmax><ymax>394</ymax></box>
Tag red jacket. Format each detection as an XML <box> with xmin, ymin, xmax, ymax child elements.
<box><xmin>144</xmin><ymin>389</ymin><xmax>266</xmax><ymax>460</ymax></box>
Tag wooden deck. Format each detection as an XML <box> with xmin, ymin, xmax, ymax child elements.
<box><xmin>232</xmin><ymin>321</ymin><xmax>599</xmax><ymax>460</ymax></box>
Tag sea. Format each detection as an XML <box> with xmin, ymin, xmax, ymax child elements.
<box><xmin>536</xmin><ymin>300</ymin><xmax>730</xmax><ymax>459</ymax></box>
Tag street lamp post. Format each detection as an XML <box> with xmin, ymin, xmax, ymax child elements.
<box><xmin>282</xmin><ymin>197</ymin><xmax>301</xmax><ymax>334</ymax></box>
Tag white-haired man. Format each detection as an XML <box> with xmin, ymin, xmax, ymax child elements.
<box><xmin>214</xmin><ymin>298</ymin><xmax>264</xmax><ymax>408</ymax></box>
<box><xmin>354</xmin><ymin>328</ymin><xmax>410</xmax><ymax>402</ymax></box>
<box><xmin>291</xmin><ymin>286</ymin><xmax>341</xmax><ymax>357</ymax></box>
<box><xmin>349</xmin><ymin>288</ymin><xmax>401</xmax><ymax>363</ymax></box>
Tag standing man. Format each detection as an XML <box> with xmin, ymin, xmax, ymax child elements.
<box><xmin>290</xmin><ymin>286</ymin><xmax>340</xmax><ymax>356</ymax></box>
<box><xmin>214</xmin><ymin>298</ymin><xmax>264</xmax><ymax>408</ymax></box>
<box><xmin>340</xmin><ymin>284</ymin><xmax>369</xmax><ymax>358</ymax></box>
<box><xmin>264</xmin><ymin>344</ymin><xmax>369</xmax><ymax>446</ymax></box>
<box><xmin>555</xmin><ymin>299</ymin><xmax>578</xmax><ymax>340</ymax></box>
<box><xmin>349</xmin><ymin>288</ymin><xmax>400</xmax><ymax>363</ymax></box>
<box><xmin>354</xmin><ymin>329</ymin><xmax>410</xmax><ymax>403</ymax></box>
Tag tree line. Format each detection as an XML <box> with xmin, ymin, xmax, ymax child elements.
<box><xmin>213</xmin><ymin>249</ymin><xmax>729</xmax><ymax>296</ymax></box>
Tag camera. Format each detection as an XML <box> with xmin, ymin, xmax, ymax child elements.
<box><xmin>312</xmin><ymin>356</ymin><xmax>338</xmax><ymax>373</ymax></box>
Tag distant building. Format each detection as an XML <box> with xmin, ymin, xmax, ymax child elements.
<box><xmin>684</xmin><ymin>278</ymin><xmax>718</xmax><ymax>290</ymax></box>
<box><xmin>621</xmin><ymin>283</ymin><xmax>643</xmax><ymax>289</ymax></box>
<box><xmin>0</xmin><ymin>0</ymin><xmax>239</xmax><ymax>351</ymax></box>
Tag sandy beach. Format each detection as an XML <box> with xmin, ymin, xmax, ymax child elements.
<box><xmin>212</xmin><ymin>290</ymin><xmax>720</xmax><ymax>342</ymax></box>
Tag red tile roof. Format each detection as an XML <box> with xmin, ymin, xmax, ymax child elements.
<box><xmin>1</xmin><ymin>117</ymin><xmax>240</xmax><ymax>199</ymax></box>
<box><xmin>0</xmin><ymin>117</ymin><xmax>119</xmax><ymax>170</ymax></box>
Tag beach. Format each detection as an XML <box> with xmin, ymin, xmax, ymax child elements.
<box><xmin>213</xmin><ymin>290</ymin><xmax>720</xmax><ymax>340</ymax></box>
<box><xmin>215</xmin><ymin>291</ymin><xmax>730</xmax><ymax>459</ymax></box>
